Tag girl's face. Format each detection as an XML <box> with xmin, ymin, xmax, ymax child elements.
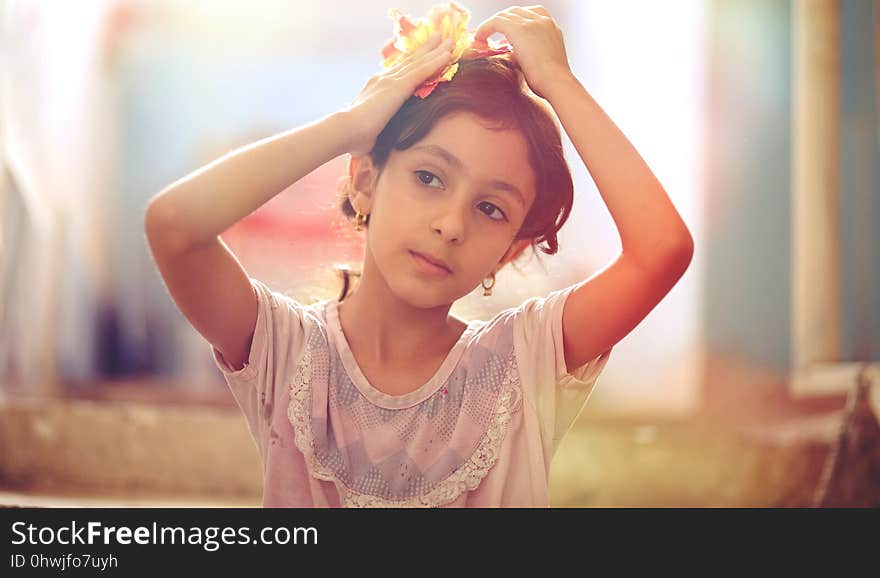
<box><xmin>354</xmin><ymin>111</ymin><xmax>537</xmax><ymax>308</ymax></box>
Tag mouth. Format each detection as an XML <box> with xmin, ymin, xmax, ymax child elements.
<box><xmin>409</xmin><ymin>250</ymin><xmax>453</xmax><ymax>276</ymax></box>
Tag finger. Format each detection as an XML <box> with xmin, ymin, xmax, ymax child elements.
<box><xmin>416</xmin><ymin>40</ymin><xmax>456</xmax><ymax>75</ymax></box>
<box><xmin>510</xmin><ymin>6</ymin><xmax>554</xmax><ymax>28</ymax></box>
<box><xmin>389</xmin><ymin>33</ymin><xmax>445</xmax><ymax>74</ymax></box>
<box><xmin>408</xmin><ymin>32</ymin><xmax>443</xmax><ymax>59</ymax></box>
<box><xmin>397</xmin><ymin>37</ymin><xmax>453</xmax><ymax>75</ymax></box>
<box><xmin>511</xmin><ymin>5</ymin><xmax>548</xmax><ymax>18</ymax></box>
<box><xmin>501</xmin><ymin>12</ymin><xmax>530</xmax><ymax>26</ymax></box>
<box><xmin>508</xmin><ymin>6</ymin><xmax>536</xmax><ymax>17</ymax></box>
<box><xmin>413</xmin><ymin>34</ymin><xmax>452</xmax><ymax>62</ymax></box>
<box><xmin>525</xmin><ymin>5</ymin><xmax>551</xmax><ymax>17</ymax></box>
<box><xmin>473</xmin><ymin>14</ymin><xmax>518</xmax><ymax>44</ymax></box>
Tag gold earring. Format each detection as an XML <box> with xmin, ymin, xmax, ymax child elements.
<box><xmin>354</xmin><ymin>209</ymin><xmax>367</xmax><ymax>231</ymax></box>
<box><xmin>482</xmin><ymin>272</ymin><xmax>496</xmax><ymax>296</ymax></box>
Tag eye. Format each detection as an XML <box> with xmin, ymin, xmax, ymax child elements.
<box><xmin>478</xmin><ymin>201</ymin><xmax>507</xmax><ymax>222</ymax></box>
<box><xmin>414</xmin><ymin>170</ymin><xmax>443</xmax><ymax>188</ymax></box>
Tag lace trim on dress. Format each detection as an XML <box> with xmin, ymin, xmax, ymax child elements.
<box><xmin>287</xmin><ymin>334</ymin><xmax>523</xmax><ymax>508</ymax></box>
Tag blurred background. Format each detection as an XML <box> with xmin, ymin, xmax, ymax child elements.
<box><xmin>0</xmin><ymin>0</ymin><xmax>877</xmax><ymax>507</ymax></box>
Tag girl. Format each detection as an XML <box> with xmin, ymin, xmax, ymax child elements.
<box><xmin>144</xmin><ymin>4</ymin><xmax>693</xmax><ymax>507</ymax></box>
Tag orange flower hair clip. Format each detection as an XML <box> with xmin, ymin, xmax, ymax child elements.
<box><xmin>380</xmin><ymin>1</ymin><xmax>512</xmax><ymax>99</ymax></box>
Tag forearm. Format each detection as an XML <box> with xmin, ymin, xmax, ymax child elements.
<box><xmin>145</xmin><ymin>110</ymin><xmax>352</xmax><ymax>249</ymax></box>
<box><xmin>544</xmin><ymin>74</ymin><xmax>693</xmax><ymax>269</ymax></box>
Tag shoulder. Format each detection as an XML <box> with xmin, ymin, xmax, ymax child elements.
<box><xmin>456</xmin><ymin>303</ymin><xmax>523</xmax><ymax>361</ymax></box>
<box><xmin>467</xmin><ymin>287</ymin><xmax>573</xmax><ymax>338</ymax></box>
<box><xmin>473</xmin><ymin>287</ymin><xmax>580</xmax><ymax>382</ymax></box>
<box><xmin>252</xmin><ymin>279</ymin><xmax>328</xmax><ymax>320</ymax></box>
<box><xmin>247</xmin><ymin>278</ymin><xmax>333</xmax><ymax>354</ymax></box>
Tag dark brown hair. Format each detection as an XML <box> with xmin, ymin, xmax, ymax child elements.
<box><xmin>337</xmin><ymin>55</ymin><xmax>574</xmax><ymax>298</ymax></box>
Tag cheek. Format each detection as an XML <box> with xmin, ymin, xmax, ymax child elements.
<box><xmin>374</xmin><ymin>180</ymin><xmax>420</xmax><ymax>217</ymax></box>
<box><xmin>466</xmin><ymin>242</ymin><xmax>513</xmax><ymax>274</ymax></box>
<box><xmin>366</xmin><ymin>203</ymin><xmax>412</xmax><ymax>255</ymax></box>
<box><xmin>373</xmin><ymin>193</ymin><xmax>434</xmax><ymax>245</ymax></box>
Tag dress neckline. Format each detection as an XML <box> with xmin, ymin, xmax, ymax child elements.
<box><xmin>323</xmin><ymin>299</ymin><xmax>479</xmax><ymax>410</ymax></box>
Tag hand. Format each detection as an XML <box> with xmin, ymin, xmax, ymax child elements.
<box><xmin>473</xmin><ymin>5</ymin><xmax>573</xmax><ymax>100</ymax></box>
<box><xmin>343</xmin><ymin>33</ymin><xmax>455</xmax><ymax>157</ymax></box>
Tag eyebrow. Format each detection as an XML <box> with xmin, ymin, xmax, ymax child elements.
<box><xmin>410</xmin><ymin>144</ymin><xmax>527</xmax><ymax>207</ymax></box>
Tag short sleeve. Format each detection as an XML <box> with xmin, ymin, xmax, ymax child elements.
<box><xmin>209</xmin><ymin>277</ymin><xmax>310</xmax><ymax>459</ymax></box>
<box><xmin>512</xmin><ymin>284</ymin><xmax>612</xmax><ymax>462</ymax></box>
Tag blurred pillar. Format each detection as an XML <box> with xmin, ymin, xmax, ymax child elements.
<box><xmin>792</xmin><ymin>0</ymin><xmax>841</xmax><ymax>369</ymax></box>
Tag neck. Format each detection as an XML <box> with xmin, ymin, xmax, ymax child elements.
<box><xmin>337</xmin><ymin>252</ymin><xmax>466</xmax><ymax>366</ymax></box>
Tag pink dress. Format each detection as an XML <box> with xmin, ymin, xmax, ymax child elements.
<box><xmin>211</xmin><ymin>278</ymin><xmax>612</xmax><ymax>507</ymax></box>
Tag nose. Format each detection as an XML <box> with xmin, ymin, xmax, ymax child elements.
<box><xmin>430</xmin><ymin>202</ymin><xmax>466</xmax><ymax>244</ymax></box>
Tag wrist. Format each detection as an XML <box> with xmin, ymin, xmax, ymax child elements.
<box><xmin>325</xmin><ymin>109</ymin><xmax>360</xmax><ymax>157</ymax></box>
<box><xmin>540</xmin><ymin>69</ymin><xmax>581</xmax><ymax>103</ymax></box>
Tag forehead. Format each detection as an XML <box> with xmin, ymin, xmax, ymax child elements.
<box><xmin>401</xmin><ymin>112</ymin><xmax>536</xmax><ymax>204</ymax></box>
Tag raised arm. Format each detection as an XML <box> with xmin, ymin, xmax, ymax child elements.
<box><xmin>144</xmin><ymin>112</ymin><xmax>353</xmax><ymax>370</ymax></box>
<box><xmin>543</xmin><ymin>73</ymin><xmax>694</xmax><ymax>371</ymax></box>
<box><xmin>475</xmin><ymin>7</ymin><xmax>694</xmax><ymax>372</ymax></box>
<box><xmin>145</xmin><ymin>34</ymin><xmax>456</xmax><ymax>370</ymax></box>
<box><xmin>145</xmin><ymin>113</ymin><xmax>352</xmax><ymax>252</ymax></box>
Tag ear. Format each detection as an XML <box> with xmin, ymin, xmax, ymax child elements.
<box><xmin>496</xmin><ymin>239</ymin><xmax>531</xmax><ymax>272</ymax></box>
<box><xmin>348</xmin><ymin>155</ymin><xmax>380</xmax><ymax>214</ymax></box>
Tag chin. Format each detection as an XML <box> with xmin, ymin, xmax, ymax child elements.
<box><xmin>384</xmin><ymin>274</ymin><xmax>462</xmax><ymax>310</ymax></box>
<box><xmin>393</xmin><ymin>284</ymin><xmax>455</xmax><ymax>309</ymax></box>
<box><xmin>374</xmin><ymin>251</ymin><xmax>470</xmax><ymax>309</ymax></box>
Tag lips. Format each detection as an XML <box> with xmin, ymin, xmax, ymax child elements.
<box><xmin>410</xmin><ymin>250</ymin><xmax>452</xmax><ymax>274</ymax></box>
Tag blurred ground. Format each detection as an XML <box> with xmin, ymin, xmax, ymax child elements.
<box><xmin>0</xmin><ymin>392</ymin><xmax>846</xmax><ymax>508</ymax></box>
<box><xmin>550</xmin><ymin>414</ymin><xmax>840</xmax><ymax>507</ymax></box>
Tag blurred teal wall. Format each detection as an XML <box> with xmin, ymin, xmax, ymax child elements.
<box><xmin>705</xmin><ymin>0</ymin><xmax>877</xmax><ymax>379</ymax></box>
<box><xmin>705</xmin><ymin>0</ymin><xmax>793</xmax><ymax>370</ymax></box>
<box><xmin>840</xmin><ymin>0</ymin><xmax>879</xmax><ymax>363</ymax></box>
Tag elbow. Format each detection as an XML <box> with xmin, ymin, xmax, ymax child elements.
<box><xmin>144</xmin><ymin>198</ymin><xmax>172</xmax><ymax>242</ymax></box>
<box><xmin>144</xmin><ymin>197</ymin><xmax>189</xmax><ymax>255</ymax></box>
<box><xmin>662</xmin><ymin>232</ymin><xmax>694</xmax><ymax>275</ymax></box>
<box><xmin>635</xmin><ymin>231</ymin><xmax>694</xmax><ymax>277</ymax></box>
<box><xmin>144</xmin><ymin>197</ymin><xmax>164</xmax><ymax>230</ymax></box>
